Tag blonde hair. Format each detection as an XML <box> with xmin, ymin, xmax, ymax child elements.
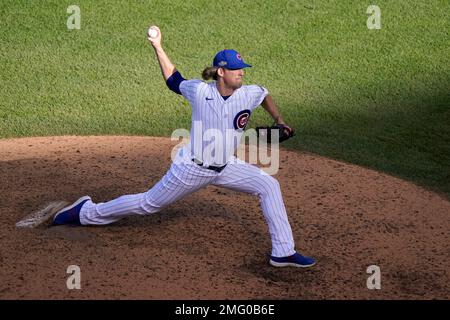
<box><xmin>202</xmin><ymin>66</ymin><xmax>219</xmax><ymax>81</ymax></box>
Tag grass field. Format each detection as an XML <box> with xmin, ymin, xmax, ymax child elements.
<box><xmin>1</xmin><ymin>1</ymin><xmax>449</xmax><ymax>196</ymax></box>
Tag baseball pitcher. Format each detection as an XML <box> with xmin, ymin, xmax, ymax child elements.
<box><xmin>52</xmin><ymin>26</ymin><xmax>315</xmax><ymax>268</ymax></box>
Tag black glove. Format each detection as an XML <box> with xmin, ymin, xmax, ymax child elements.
<box><xmin>255</xmin><ymin>124</ymin><xmax>295</xmax><ymax>143</ymax></box>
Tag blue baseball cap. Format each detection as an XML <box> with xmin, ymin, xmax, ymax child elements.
<box><xmin>213</xmin><ymin>49</ymin><xmax>252</xmax><ymax>70</ymax></box>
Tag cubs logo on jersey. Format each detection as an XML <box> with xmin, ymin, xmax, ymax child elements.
<box><xmin>233</xmin><ymin>109</ymin><xmax>251</xmax><ymax>131</ymax></box>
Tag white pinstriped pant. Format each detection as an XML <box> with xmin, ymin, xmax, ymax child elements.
<box><xmin>80</xmin><ymin>156</ymin><xmax>295</xmax><ymax>257</ymax></box>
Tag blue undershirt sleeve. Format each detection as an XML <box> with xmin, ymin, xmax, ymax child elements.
<box><xmin>166</xmin><ymin>71</ymin><xmax>186</xmax><ymax>95</ymax></box>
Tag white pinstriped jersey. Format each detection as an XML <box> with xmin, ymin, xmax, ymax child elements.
<box><xmin>179</xmin><ymin>80</ymin><xmax>268</xmax><ymax>166</ymax></box>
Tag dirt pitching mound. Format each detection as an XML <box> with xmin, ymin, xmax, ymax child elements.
<box><xmin>0</xmin><ymin>136</ymin><xmax>449</xmax><ymax>299</ymax></box>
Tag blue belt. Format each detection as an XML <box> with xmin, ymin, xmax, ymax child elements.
<box><xmin>191</xmin><ymin>158</ymin><xmax>227</xmax><ymax>173</ymax></box>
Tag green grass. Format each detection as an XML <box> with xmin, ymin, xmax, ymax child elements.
<box><xmin>1</xmin><ymin>0</ymin><xmax>449</xmax><ymax>196</ymax></box>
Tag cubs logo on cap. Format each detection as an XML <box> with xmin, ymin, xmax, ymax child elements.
<box><xmin>213</xmin><ymin>49</ymin><xmax>252</xmax><ymax>70</ymax></box>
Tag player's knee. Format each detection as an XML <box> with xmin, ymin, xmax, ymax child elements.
<box><xmin>258</xmin><ymin>175</ymin><xmax>281</xmax><ymax>197</ymax></box>
<box><xmin>140</xmin><ymin>193</ymin><xmax>165</xmax><ymax>215</ymax></box>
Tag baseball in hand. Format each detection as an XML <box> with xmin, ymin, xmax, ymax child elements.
<box><xmin>147</xmin><ymin>26</ymin><xmax>158</xmax><ymax>38</ymax></box>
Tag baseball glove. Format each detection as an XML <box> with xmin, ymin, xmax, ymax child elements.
<box><xmin>255</xmin><ymin>124</ymin><xmax>295</xmax><ymax>143</ymax></box>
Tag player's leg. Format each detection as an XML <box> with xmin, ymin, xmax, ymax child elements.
<box><xmin>212</xmin><ymin>157</ymin><xmax>295</xmax><ymax>258</ymax></box>
<box><xmin>78</xmin><ymin>162</ymin><xmax>217</xmax><ymax>225</ymax></box>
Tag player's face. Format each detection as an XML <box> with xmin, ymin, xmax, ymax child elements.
<box><xmin>221</xmin><ymin>68</ymin><xmax>244</xmax><ymax>89</ymax></box>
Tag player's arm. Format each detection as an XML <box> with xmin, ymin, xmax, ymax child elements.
<box><xmin>261</xmin><ymin>95</ymin><xmax>295</xmax><ymax>138</ymax></box>
<box><xmin>261</xmin><ymin>95</ymin><xmax>287</xmax><ymax>125</ymax></box>
<box><xmin>147</xmin><ymin>26</ymin><xmax>177</xmax><ymax>81</ymax></box>
<box><xmin>147</xmin><ymin>26</ymin><xmax>186</xmax><ymax>95</ymax></box>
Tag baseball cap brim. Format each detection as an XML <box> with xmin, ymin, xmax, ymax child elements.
<box><xmin>224</xmin><ymin>62</ymin><xmax>252</xmax><ymax>70</ymax></box>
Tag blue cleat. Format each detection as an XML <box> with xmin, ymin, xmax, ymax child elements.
<box><xmin>269</xmin><ymin>252</ymin><xmax>316</xmax><ymax>268</ymax></box>
<box><xmin>52</xmin><ymin>196</ymin><xmax>91</xmax><ymax>226</ymax></box>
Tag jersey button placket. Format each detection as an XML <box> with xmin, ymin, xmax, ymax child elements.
<box><xmin>221</xmin><ymin>100</ymin><xmax>228</xmax><ymax>119</ymax></box>
<box><xmin>222</xmin><ymin>99</ymin><xmax>226</xmax><ymax>118</ymax></box>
